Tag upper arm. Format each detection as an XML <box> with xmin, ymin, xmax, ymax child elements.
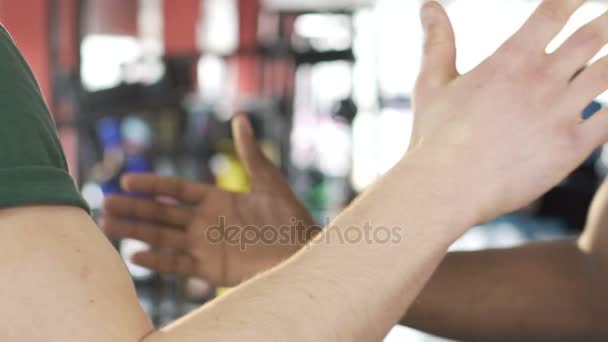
<box><xmin>0</xmin><ymin>24</ymin><xmax>152</xmax><ymax>342</ymax></box>
<box><xmin>0</xmin><ymin>206</ymin><xmax>154</xmax><ymax>342</ymax></box>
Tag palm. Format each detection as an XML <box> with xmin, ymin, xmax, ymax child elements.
<box><xmin>187</xmin><ymin>180</ymin><xmax>315</xmax><ymax>286</ymax></box>
<box><xmin>102</xmin><ymin>115</ymin><xmax>316</xmax><ymax>286</ymax></box>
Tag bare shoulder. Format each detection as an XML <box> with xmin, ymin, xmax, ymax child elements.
<box><xmin>0</xmin><ymin>206</ymin><xmax>153</xmax><ymax>342</ymax></box>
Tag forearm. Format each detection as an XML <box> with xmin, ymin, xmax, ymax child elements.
<box><xmin>145</xmin><ymin>156</ymin><xmax>474</xmax><ymax>341</ymax></box>
<box><xmin>402</xmin><ymin>240</ymin><xmax>608</xmax><ymax>341</ymax></box>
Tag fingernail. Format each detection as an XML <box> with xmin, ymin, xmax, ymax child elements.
<box><xmin>421</xmin><ymin>1</ymin><xmax>436</xmax><ymax>29</ymax></box>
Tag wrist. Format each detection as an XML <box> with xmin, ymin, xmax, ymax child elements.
<box><xmin>396</xmin><ymin>148</ymin><xmax>481</xmax><ymax>234</ymax></box>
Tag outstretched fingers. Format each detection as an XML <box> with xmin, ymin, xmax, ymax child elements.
<box><xmin>121</xmin><ymin>173</ymin><xmax>211</xmax><ymax>205</ymax></box>
<box><xmin>103</xmin><ymin>195</ymin><xmax>191</xmax><ymax>227</ymax></box>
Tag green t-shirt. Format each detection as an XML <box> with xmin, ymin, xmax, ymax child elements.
<box><xmin>0</xmin><ymin>26</ymin><xmax>88</xmax><ymax>211</ymax></box>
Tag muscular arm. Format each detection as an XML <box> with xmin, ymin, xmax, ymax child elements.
<box><xmin>402</xmin><ymin>239</ymin><xmax>608</xmax><ymax>341</ymax></box>
<box><xmin>0</xmin><ymin>207</ymin><xmax>154</xmax><ymax>341</ymax></box>
<box><xmin>401</xmin><ymin>177</ymin><xmax>608</xmax><ymax>341</ymax></box>
<box><xmin>4</xmin><ymin>1</ymin><xmax>608</xmax><ymax>341</ymax></box>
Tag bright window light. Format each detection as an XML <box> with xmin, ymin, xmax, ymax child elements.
<box><xmin>352</xmin><ymin>9</ymin><xmax>378</xmax><ymax>110</ymax></box>
<box><xmin>294</xmin><ymin>14</ymin><xmax>352</xmax><ymax>51</ymax></box>
<box><xmin>371</xmin><ymin>0</ymin><xmax>608</xmax><ymax>99</ymax></box>
<box><xmin>351</xmin><ymin>111</ymin><xmax>380</xmax><ymax>191</ymax></box>
<box><xmin>120</xmin><ymin>239</ymin><xmax>153</xmax><ymax>281</ymax></box>
<box><xmin>203</xmin><ymin>0</ymin><xmax>238</xmax><ymax>54</ymax></box>
<box><xmin>81</xmin><ymin>182</ymin><xmax>104</xmax><ymax>210</ymax></box>
<box><xmin>81</xmin><ymin>35</ymin><xmax>141</xmax><ymax>91</ymax></box>
<box><xmin>374</xmin><ymin>0</ymin><xmax>422</xmax><ymax>97</ymax></box>
<box><xmin>377</xmin><ymin>108</ymin><xmax>413</xmax><ymax>174</ymax></box>
<box><xmin>315</xmin><ymin>119</ymin><xmax>352</xmax><ymax>177</ymax></box>
<box><xmin>197</xmin><ymin>54</ymin><xmax>226</xmax><ymax>99</ymax></box>
<box><xmin>310</xmin><ymin>61</ymin><xmax>353</xmax><ymax>109</ymax></box>
<box><xmin>446</xmin><ymin>1</ymin><xmax>536</xmax><ymax>73</ymax></box>
<box><xmin>351</xmin><ymin>108</ymin><xmax>413</xmax><ymax>191</ymax></box>
<box><xmin>139</xmin><ymin>0</ymin><xmax>164</xmax><ymax>56</ymax></box>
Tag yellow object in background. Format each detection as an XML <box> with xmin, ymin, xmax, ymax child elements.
<box><xmin>214</xmin><ymin>138</ymin><xmax>280</xmax><ymax>193</ymax></box>
<box><xmin>216</xmin><ymin>156</ymin><xmax>250</xmax><ymax>192</ymax></box>
<box><xmin>216</xmin><ymin>287</ymin><xmax>233</xmax><ymax>297</ymax></box>
<box><xmin>213</xmin><ymin>139</ymin><xmax>250</xmax><ymax>193</ymax></box>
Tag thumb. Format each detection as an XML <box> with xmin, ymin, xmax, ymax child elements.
<box><xmin>415</xmin><ymin>1</ymin><xmax>458</xmax><ymax>102</ymax></box>
<box><xmin>232</xmin><ymin>114</ymin><xmax>272</xmax><ymax>179</ymax></box>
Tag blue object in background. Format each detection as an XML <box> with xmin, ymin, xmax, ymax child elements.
<box><xmin>96</xmin><ymin>117</ymin><xmax>153</xmax><ymax>195</ymax></box>
<box><xmin>583</xmin><ymin>101</ymin><xmax>603</xmax><ymax>166</ymax></box>
<box><xmin>583</xmin><ymin>101</ymin><xmax>602</xmax><ymax>120</ymax></box>
<box><xmin>100</xmin><ymin>175</ymin><xmax>122</xmax><ymax>195</ymax></box>
<box><xmin>99</xmin><ymin>155</ymin><xmax>152</xmax><ymax>195</ymax></box>
<box><xmin>125</xmin><ymin>154</ymin><xmax>152</xmax><ymax>174</ymax></box>
<box><xmin>97</xmin><ymin>117</ymin><xmax>122</xmax><ymax>150</ymax></box>
<box><xmin>96</xmin><ymin>118</ymin><xmax>123</xmax><ymax>195</ymax></box>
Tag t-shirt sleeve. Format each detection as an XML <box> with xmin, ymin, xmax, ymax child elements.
<box><xmin>0</xmin><ymin>25</ymin><xmax>89</xmax><ymax>212</ymax></box>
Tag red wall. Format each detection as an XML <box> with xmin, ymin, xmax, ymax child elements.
<box><xmin>163</xmin><ymin>0</ymin><xmax>200</xmax><ymax>55</ymax></box>
<box><xmin>0</xmin><ymin>0</ymin><xmax>52</xmax><ymax>108</ymax></box>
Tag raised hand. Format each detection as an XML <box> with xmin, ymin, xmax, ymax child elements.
<box><xmin>409</xmin><ymin>0</ymin><xmax>608</xmax><ymax>225</ymax></box>
<box><xmin>101</xmin><ymin>115</ymin><xmax>317</xmax><ymax>286</ymax></box>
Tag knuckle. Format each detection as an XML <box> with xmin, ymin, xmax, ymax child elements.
<box><xmin>422</xmin><ymin>24</ymin><xmax>450</xmax><ymax>53</ymax></box>
<box><xmin>529</xmin><ymin>62</ymin><xmax>558</xmax><ymax>83</ymax></box>
<box><xmin>152</xmin><ymin>230</ymin><xmax>164</xmax><ymax>246</ymax></box>
<box><xmin>596</xmin><ymin>71</ymin><xmax>608</xmax><ymax>87</ymax></box>
<box><xmin>135</xmin><ymin>201</ymin><xmax>148</xmax><ymax>218</ymax></box>
<box><xmin>574</xmin><ymin>28</ymin><xmax>604</xmax><ymax>48</ymax></box>
<box><xmin>496</xmin><ymin>39</ymin><xmax>529</xmax><ymax>64</ymax></box>
<box><xmin>158</xmin><ymin>204</ymin><xmax>172</xmax><ymax>221</ymax></box>
<box><xmin>424</xmin><ymin>36</ymin><xmax>449</xmax><ymax>55</ymax></box>
<box><xmin>597</xmin><ymin>60</ymin><xmax>608</xmax><ymax>82</ymax></box>
<box><xmin>158</xmin><ymin>258</ymin><xmax>169</xmax><ymax>271</ymax></box>
<box><xmin>561</xmin><ymin>125</ymin><xmax>584</xmax><ymax>152</ymax></box>
<box><xmin>527</xmin><ymin>65</ymin><xmax>548</xmax><ymax>82</ymax></box>
<box><xmin>581</xmin><ymin>58</ymin><xmax>608</xmax><ymax>84</ymax></box>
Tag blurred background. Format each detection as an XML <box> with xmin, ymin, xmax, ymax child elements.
<box><xmin>4</xmin><ymin>0</ymin><xmax>608</xmax><ymax>340</ymax></box>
